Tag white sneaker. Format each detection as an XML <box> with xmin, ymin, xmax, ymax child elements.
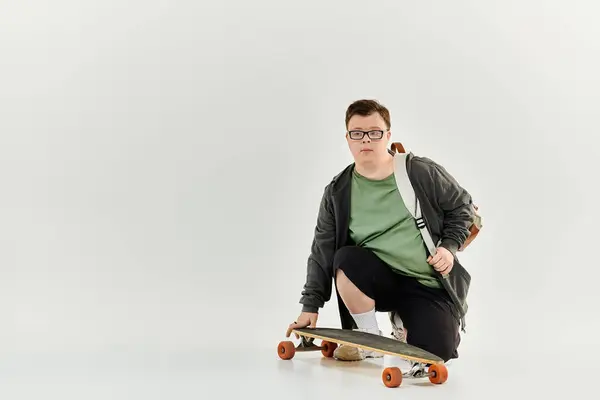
<box><xmin>333</xmin><ymin>344</ymin><xmax>366</xmax><ymax>361</ymax></box>
<box><xmin>333</xmin><ymin>329</ymin><xmax>384</xmax><ymax>361</ymax></box>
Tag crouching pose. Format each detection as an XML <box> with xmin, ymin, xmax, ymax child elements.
<box><xmin>285</xmin><ymin>99</ymin><xmax>476</xmax><ymax>367</ymax></box>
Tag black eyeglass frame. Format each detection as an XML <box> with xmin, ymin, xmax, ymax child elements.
<box><xmin>346</xmin><ymin>129</ymin><xmax>389</xmax><ymax>140</ymax></box>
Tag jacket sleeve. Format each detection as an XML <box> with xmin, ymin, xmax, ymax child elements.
<box><xmin>299</xmin><ymin>185</ymin><xmax>337</xmax><ymax>313</ymax></box>
<box><xmin>429</xmin><ymin>162</ymin><xmax>475</xmax><ymax>255</ymax></box>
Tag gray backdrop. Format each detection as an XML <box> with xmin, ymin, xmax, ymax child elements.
<box><xmin>1</xmin><ymin>0</ymin><xmax>598</xmax><ymax>387</ymax></box>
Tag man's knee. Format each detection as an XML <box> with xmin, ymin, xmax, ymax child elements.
<box><xmin>333</xmin><ymin>246</ymin><xmax>362</xmax><ymax>275</ymax></box>
<box><xmin>333</xmin><ymin>247</ymin><xmax>368</xmax><ymax>295</ymax></box>
<box><xmin>406</xmin><ymin>322</ymin><xmax>459</xmax><ymax>362</ymax></box>
<box><xmin>411</xmin><ymin>335</ymin><xmax>456</xmax><ymax>362</ymax></box>
<box><xmin>434</xmin><ymin>339</ymin><xmax>458</xmax><ymax>363</ymax></box>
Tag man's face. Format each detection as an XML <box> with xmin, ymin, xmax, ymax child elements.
<box><xmin>345</xmin><ymin>112</ymin><xmax>391</xmax><ymax>163</ymax></box>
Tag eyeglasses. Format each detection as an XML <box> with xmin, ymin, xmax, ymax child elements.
<box><xmin>347</xmin><ymin>130</ymin><xmax>387</xmax><ymax>140</ymax></box>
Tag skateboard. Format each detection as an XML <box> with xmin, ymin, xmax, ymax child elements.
<box><xmin>277</xmin><ymin>327</ymin><xmax>448</xmax><ymax>388</ymax></box>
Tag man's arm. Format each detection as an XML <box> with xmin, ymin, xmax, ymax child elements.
<box><xmin>298</xmin><ymin>185</ymin><xmax>337</xmax><ymax>313</ymax></box>
<box><xmin>413</xmin><ymin>157</ymin><xmax>475</xmax><ymax>255</ymax></box>
<box><xmin>431</xmin><ymin>162</ymin><xmax>475</xmax><ymax>255</ymax></box>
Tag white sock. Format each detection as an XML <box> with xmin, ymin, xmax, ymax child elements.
<box><xmin>351</xmin><ymin>308</ymin><xmax>380</xmax><ymax>334</ymax></box>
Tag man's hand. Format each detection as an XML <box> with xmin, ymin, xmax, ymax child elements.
<box><xmin>427</xmin><ymin>246</ymin><xmax>454</xmax><ymax>275</ymax></box>
<box><xmin>286</xmin><ymin>312</ymin><xmax>318</xmax><ymax>338</ymax></box>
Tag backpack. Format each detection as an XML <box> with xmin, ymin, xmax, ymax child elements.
<box><xmin>390</xmin><ymin>142</ymin><xmax>482</xmax><ymax>253</ymax></box>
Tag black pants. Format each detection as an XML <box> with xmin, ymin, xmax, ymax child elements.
<box><xmin>333</xmin><ymin>245</ymin><xmax>460</xmax><ymax>362</ymax></box>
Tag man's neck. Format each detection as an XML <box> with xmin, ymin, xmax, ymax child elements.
<box><xmin>354</xmin><ymin>154</ymin><xmax>394</xmax><ymax>180</ymax></box>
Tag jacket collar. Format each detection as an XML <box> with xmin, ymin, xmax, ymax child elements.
<box><xmin>330</xmin><ymin>164</ymin><xmax>353</xmax><ymax>195</ymax></box>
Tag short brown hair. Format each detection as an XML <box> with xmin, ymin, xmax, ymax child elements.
<box><xmin>345</xmin><ymin>99</ymin><xmax>391</xmax><ymax>130</ymax></box>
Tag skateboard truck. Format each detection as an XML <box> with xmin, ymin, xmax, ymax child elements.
<box><xmin>402</xmin><ymin>362</ymin><xmax>431</xmax><ymax>378</ymax></box>
<box><xmin>295</xmin><ymin>336</ymin><xmax>323</xmax><ymax>352</ymax></box>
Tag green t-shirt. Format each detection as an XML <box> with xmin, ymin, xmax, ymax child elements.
<box><xmin>349</xmin><ymin>168</ymin><xmax>441</xmax><ymax>288</ymax></box>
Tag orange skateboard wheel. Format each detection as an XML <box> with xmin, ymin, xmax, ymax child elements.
<box><xmin>320</xmin><ymin>340</ymin><xmax>337</xmax><ymax>357</ymax></box>
<box><xmin>382</xmin><ymin>367</ymin><xmax>402</xmax><ymax>388</ymax></box>
<box><xmin>277</xmin><ymin>341</ymin><xmax>296</xmax><ymax>360</ymax></box>
<box><xmin>428</xmin><ymin>364</ymin><xmax>448</xmax><ymax>384</ymax></box>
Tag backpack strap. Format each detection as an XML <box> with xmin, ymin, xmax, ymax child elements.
<box><xmin>392</xmin><ymin>152</ymin><xmax>439</xmax><ymax>257</ymax></box>
<box><xmin>390</xmin><ymin>142</ymin><xmax>406</xmax><ymax>153</ymax></box>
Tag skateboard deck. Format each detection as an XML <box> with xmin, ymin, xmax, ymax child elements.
<box><xmin>277</xmin><ymin>327</ymin><xmax>449</xmax><ymax>388</ymax></box>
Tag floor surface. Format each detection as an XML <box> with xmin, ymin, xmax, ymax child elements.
<box><xmin>1</xmin><ymin>344</ymin><xmax>594</xmax><ymax>400</ymax></box>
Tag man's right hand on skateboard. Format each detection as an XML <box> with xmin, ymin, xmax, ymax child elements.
<box><xmin>286</xmin><ymin>312</ymin><xmax>318</xmax><ymax>339</ymax></box>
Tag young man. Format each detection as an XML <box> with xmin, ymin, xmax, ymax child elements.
<box><xmin>285</xmin><ymin>99</ymin><xmax>475</xmax><ymax>367</ymax></box>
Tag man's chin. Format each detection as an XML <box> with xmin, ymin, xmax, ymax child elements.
<box><xmin>355</xmin><ymin>155</ymin><xmax>377</xmax><ymax>165</ymax></box>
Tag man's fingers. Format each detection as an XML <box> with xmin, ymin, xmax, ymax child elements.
<box><xmin>438</xmin><ymin>262</ymin><xmax>453</xmax><ymax>275</ymax></box>
<box><xmin>287</xmin><ymin>319</ymin><xmax>312</xmax><ymax>338</ymax></box>
<box><xmin>434</xmin><ymin>260</ymin><xmax>450</xmax><ymax>272</ymax></box>
<box><xmin>286</xmin><ymin>314</ymin><xmax>318</xmax><ymax>338</ymax></box>
<box><xmin>429</xmin><ymin>253</ymin><xmax>442</xmax><ymax>265</ymax></box>
<box><xmin>286</xmin><ymin>321</ymin><xmax>301</xmax><ymax>337</ymax></box>
<box><xmin>285</xmin><ymin>324</ymin><xmax>294</xmax><ymax>337</ymax></box>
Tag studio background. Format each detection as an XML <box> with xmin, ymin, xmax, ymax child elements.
<box><xmin>1</xmin><ymin>0</ymin><xmax>598</xmax><ymax>396</ymax></box>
